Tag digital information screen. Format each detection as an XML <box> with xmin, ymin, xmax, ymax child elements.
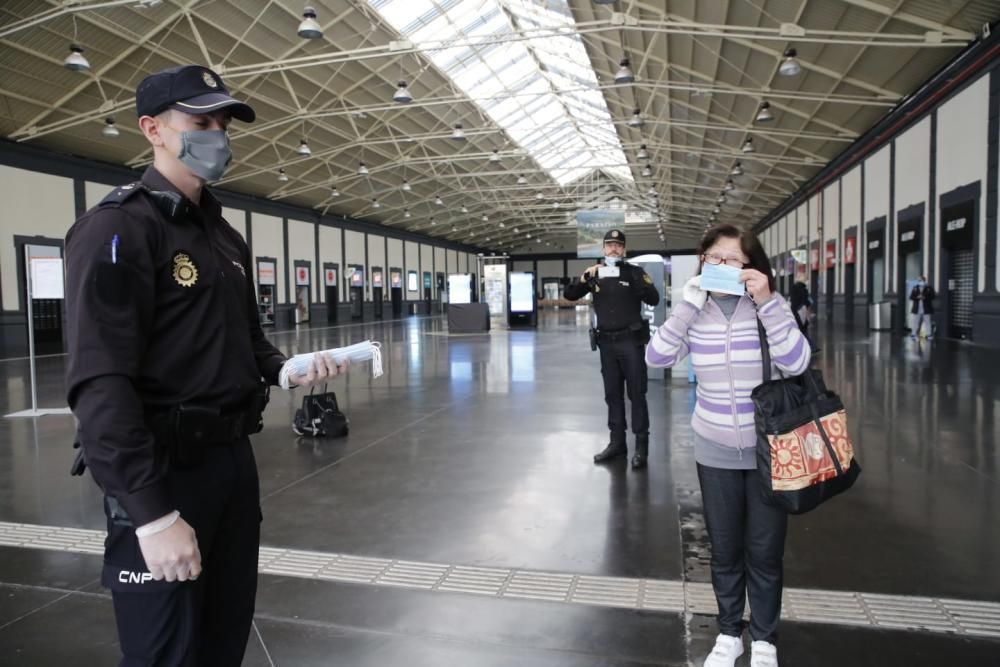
<box><xmin>448</xmin><ymin>274</ymin><xmax>472</xmax><ymax>304</ymax></box>
<box><xmin>509</xmin><ymin>272</ymin><xmax>534</xmax><ymax>313</ymax></box>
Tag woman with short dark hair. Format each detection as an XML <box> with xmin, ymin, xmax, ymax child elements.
<box><xmin>646</xmin><ymin>224</ymin><xmax>810</xmax><ymax>667</ymax></box>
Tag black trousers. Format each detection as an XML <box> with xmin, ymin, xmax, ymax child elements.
<box><xmin>102</xmin><ymin>438</ymin><xmax>261</xmax><ymax>667</ymax></box>
<box><xmin>598</xmin><ymin>338</ymin><xmax>649</xmax><ymax>443</ymax></box>
<box><xmin>697</xmin><ymin>464</ymin><xmax>788</xmax><ymax>643</ymax></box>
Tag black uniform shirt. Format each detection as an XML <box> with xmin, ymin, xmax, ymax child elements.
<box><xmin>65</xmin><ymin>166</ymin><xmax>285</xmax><ymax>525</ymax></box>
<box><xmin>564</xmin><ymin>261</ymin><xmax>660</xmax><ymax>330</ymax></box>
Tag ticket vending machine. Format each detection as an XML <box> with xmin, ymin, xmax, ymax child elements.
<box><xmin>324</xmin><ymin>263</ymin><xmax>339</xmax><ymax>324</ymax></box>
<box><xmin>390</xmin><ymin>267</ymin><xmax>403</xmax><ymax>317</ymax></box>
<box><xmin>372</xmin><ymin>266</ymin><xmax>384</xmax><ymax>319</ymax></box>
<box><xmin>349</xmin><ymin>265</ymin><xmax>364</xmax><ymax>320</ymax></box>
<box><xmin>423</xmin><ymin>272</ymin><xmax>432</xmax><ymax>314</ymax></box>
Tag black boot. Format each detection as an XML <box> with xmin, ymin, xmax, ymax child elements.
<box><xmin>631</xmin><ymin>435</ymin><xmax>649</xmax><ymax>469</ymax></box>
<box><xmin>594</xmin><ymin>438</ymin><xmax>627</xmax><ymax>464</ymax></box>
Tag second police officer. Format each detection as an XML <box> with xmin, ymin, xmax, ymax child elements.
<box><xmin>564</xmin><ymin>229</ymin><xmax>660</xmax><ymax>468</ymax></box>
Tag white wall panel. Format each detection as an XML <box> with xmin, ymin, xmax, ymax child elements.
<box><xmin>937</xmin><ymin>76</ymin><xmax>989</xmax><ymax>290</ymax></box>
<box><xmin>537</xmin><ymin>260</ymin><xmax>563</xmax><ymax>283</ymax></box>
<box><xmin>894</xmin><ymin>118</ymin><xmax>931</xmax><ymax>278</ymax></box>
<box><xmin>85</xmin><ymin>180</ymin><xmax>115</xmax><ymax>209</ymax></box>
<box><xmin>287</xmin><ymin>219</ymin><xmax>316</xmax><ymax>301</ymax></box>
<box><xmin>421</xmin><ymin>244</ymin><xmax>434</xmax><ymax>296</ymax></box>
<box><xmin>434</xmin><ymin>247</ymin><xmax>446</xmax><ymax>278</ymax></box>
<box><xmin>864</xmin><ymin>145</ymin><xmax>891</xmax><ymax>289</ymax></box>
<box><xmin>368</xmin><ymin>233</ymin><xmax>386</xmax><ymax>278</ymax></box>
<box><xmin>824</xmin><ymin>182</ymin><xmax>841</xmax><ymax>293</ymax></box>
<box><xmin>842</xmin><ymin>166</ymin><xmax>862</xmax><ymax>293</ymax></box>
<box><xmin>251</xmin><ymin>213</ymin><xmax>284</xmax><ymax>303</ymax></box>
<box><xmin>222</xmin><ymin>207</ymin><xmax>246</xmax><ymax>240</ymax></box>
<box><xmin>318</xmin><ymin>225</ymin><xmax>343</xmax><ymax>301</ymax></box>
<box><xmin>448</xmin><ymin>250</ymin><xmax>458</xmax><ymax>276</ymax></box>
<box><xmin>405</xmin><ymin>241</ymin><xmax>420</xmax><ymax>299</ymax></box>
<box><xmin>0</xmin><ymin>167</ymin><xmax>76</xmax><ymax>309</ymax></box>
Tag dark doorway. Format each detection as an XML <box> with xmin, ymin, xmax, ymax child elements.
<box><xmin>941</xmin><ymin>199</ymin><xmax>975</xmax><ymax>340</ymax></box>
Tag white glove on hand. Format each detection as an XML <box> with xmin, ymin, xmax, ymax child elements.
<box><xmin>279</xmin><ymin>352</ymin><xmax>348</xmax><ymax>390</ymax></box>
<box><xmin>136</xmin><ymin>513</ymin><xmax>201</xmax><ymax>582</ymax></box>
<box><xmin>683</xmin><ymin>275</ymin><xmax>708</xmax><ymax>310</ymax></box>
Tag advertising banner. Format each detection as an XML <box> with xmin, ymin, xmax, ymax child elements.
<box><xmin>577</xmin><ymin>209</ymin><xmax>624</xmax><ymax>258</ymax></box>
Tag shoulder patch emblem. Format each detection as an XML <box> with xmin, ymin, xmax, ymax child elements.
<box><xmin>172</xmin><ymin>252</ymin><xmax>198</xmax><ymax>287</ymax></box>
<box><xmin>643</xmin><ymin>274</ymin><xmax>653</xmax><ymax>284</ymax></box>
<box><xmin>202</xmin><ymin>71</ymin><xmax>218</xmax><ymax>88</ymax></box>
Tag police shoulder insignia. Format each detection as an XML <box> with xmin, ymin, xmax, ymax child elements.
<box><xmin>172</xmin><ymin>252</ymin><xmax>198</xmax><ymax>287</ymax></box>
<box><xmin>643</xmin><ymin>273</ymin><xmax>653</xmax><ymax>284</ymax></box>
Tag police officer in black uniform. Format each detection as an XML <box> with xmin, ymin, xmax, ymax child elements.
<box><xmin>65</xmin><ymin>65</ymin><xmax>346</xmax><ymax>666</ymax></box>
<box><xmin>564</xmin><ymin>230</ymin><xmax>660</xmax><ymax>468</ymax></box>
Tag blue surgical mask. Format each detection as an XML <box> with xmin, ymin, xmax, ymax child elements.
<box><xmin>176</xmin><ymin>129</ymin><xmax>232</xmax><ymax>182</ymax></box>
<box><xmin>916</xmin><ymin>280</ymin><xmax>926</xmax><ymax>288</ymax></box>
<box><xmin>700</xmin><ymin>262</ymin><xmax>745</xmax><ymax>296</ymax></box>
<box><xmin>604</xmin><ymin>255</ymin><xmax>620</xmax><ymax>267</ymax></box>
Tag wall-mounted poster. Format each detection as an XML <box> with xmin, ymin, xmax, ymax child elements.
<box><xmin>325</xmin><ymin>267</ymin><xmax>337</xmax><ymax>286</ymax></box>
<box><xmin>295</xmin><ymin>265</ymin><xmax>310</xmax><ymax>285</ymax></box>
<box><xmin>258</xmin><ymin>261</ymin><xmax>276</xmax><ymax>285</ymax></box>
<box><xmin>576</xmin><ymin>209</ymin><xmax>625</xmax><ymax>258</ymax></box>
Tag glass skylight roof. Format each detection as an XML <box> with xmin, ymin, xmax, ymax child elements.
<box><xmin>368</xmin><ymin>0</ymin><xmax>632</xmax><ymax>185</ymax></box>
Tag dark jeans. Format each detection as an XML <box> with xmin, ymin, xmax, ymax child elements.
<box><xmin>697</xmin><ymin>464</ymin><xmax>788</xmax><ymax>643</ymax></box>
<box><xmin>598</xmin><ymin>339</ymin><xmax>649</xmax><ymax>443</ymax></box>
<box><xmin>103</xmin><ymin>439</ymin><xmax>261</xmax><ymax>666</ymax></box>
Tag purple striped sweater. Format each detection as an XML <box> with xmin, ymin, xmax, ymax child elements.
<box><xmin>645</xmin><ymin>293</ymin><xmax>811</xmax><ymax>451</ymax></box>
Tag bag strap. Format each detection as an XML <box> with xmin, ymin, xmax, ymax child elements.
<box><xmin>756</xmin><ymin>318</ymin><xmax>772</xmax><ymax>382</ymax></box>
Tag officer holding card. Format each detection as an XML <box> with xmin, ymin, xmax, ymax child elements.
<box><xmin>564</xmin><ymin>229</ymin><xmax>660</xmax><ymax>468</ymax></box>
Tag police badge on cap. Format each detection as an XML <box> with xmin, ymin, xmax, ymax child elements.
<box><xmin>604</xmin><ymin>229</ymin><xmax>626</xmax><ymax>244</ymax></box>
<box><xmin>135</xmin><ymin>65</ymin><xmax>255</xmax><ymax>122</ymax></box>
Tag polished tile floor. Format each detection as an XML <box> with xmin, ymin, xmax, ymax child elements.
<box><xmin>0</xmin><ymin>310</ymin><xmax>997</xmax><ymax>665</ymax></box>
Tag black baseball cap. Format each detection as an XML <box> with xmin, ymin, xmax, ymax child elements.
<box><xmin>135</xmin><ymin>65</ymin><xmax>255</xmax><ymax>122</ymax></box>
<box><xmin>604</xmin><ymin>229</ymin><xmax>626</xmax><ymax>244</ymax></box>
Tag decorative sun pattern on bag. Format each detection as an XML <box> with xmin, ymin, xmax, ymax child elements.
<box><xmin>767</xmin><ymin>410</ymin><xmax>855</xmax><ymax>491</ymax></box>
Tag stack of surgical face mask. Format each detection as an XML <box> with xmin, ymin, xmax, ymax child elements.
<box><xmin>279</xmin><ymin>340</ymin><xmax>382</xmax><ymax>389</ymax></box>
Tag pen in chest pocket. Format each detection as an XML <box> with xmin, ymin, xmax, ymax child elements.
<box><xmin>111</xmin><ymin>234</ymin><xmax>120</xmax><ymax>264</ymax></box>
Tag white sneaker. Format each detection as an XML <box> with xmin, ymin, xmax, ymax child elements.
<box><xmin>703</xmin><ymin>634</ymin><xmax>744</xmax><ymax>667</ymax></box>
<box><xmin>750</xmin><ymin>640</ymin><xmax>778</xmax><ymax>667</ymax></box>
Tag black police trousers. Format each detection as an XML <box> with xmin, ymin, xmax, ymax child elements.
<box><xmin>697</xmin><ymin>463</ymin><xmax>788</xmax><ymax>643</ymax></box>
<box><xmin>102</xmin><ymin>438</ymin><xmax>261</xmax><ymax>667</ymax></box>
<box><xmin>598</xmin><ymin>338</ymin><xmax>649</xmax><ymax>443</ymax></box>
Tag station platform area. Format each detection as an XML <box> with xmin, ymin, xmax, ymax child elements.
<box><xmin>0</xmin><ymin>310</ymin><xmax>996</xmax><ymax>666</ymax></box>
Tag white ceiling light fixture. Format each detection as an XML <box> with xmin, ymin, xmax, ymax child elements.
<box><xmin>330</xmin><ymin>186</ymin><xmax>340</xmax><ymax>197</ymax></box>
<box><xmin>499</xmin><ymin>222</ymin><xmax>505</xmax><ymax>228</ymax></box>
<box><xmin>637</xmin><ymin>144</ymin><xmax>649</xmax><ymax>160</ymax></box>
<box><xmin>724</xmin><ymin>179</ymin><xmax>735</xmax><ymax>191</ymax></box>
<box><xmin>489</xmin><ymin>149</ymin><xmax>501</xmax><ymax>163</ymax></box>
<box><xmin>647</xmin><ymin>186</ymin><xmax>656</xmax><ymax>196</ymax></box>
<box><xmin>358</xmin><ymin>162</ymin><xmax>369</xmax><ymax>175</ymax></box>
<box><xmin>434</xmin><ymin>195</ymin><xmax>444</xmax><ymax>206</ymax></box>
<box><xmin>451</xmin><ymin>124</ymin><xmax>466</xmax><ymax>140</ymax></box>
<box><xmin>296</xmin><ymin>139</ymin><xmax>311</xmax><ymax>156</ymax></box>
<box><xmin>64</xmin><ymin>44</ymin><xmax>90</xmax><ymax>72</ymax></box>
<box><xmin>627</xmin><ymin>108</ymin><xmax>643</xmax><ymax>128</ymax></box>
<box><xmin>641</xmin><ymin>164</ymin><xmax>653</xmax><ymax>178</ymax></box>
<box><xmin>713</xmin><ymin>206</ymin><xmax>721</xmax><ymax>214</ymax></box>
<box><xmin>393</xmin><ymin>80</ymin><xmax>413</xmax><ymax>104</ymax></box>
<box><xmin>403</xmin><ymin>209</ymin><xmax>411</xmax><ymax>218</ymax></box>
<box><xmin>372</xmin><ymin>199</ymin><xmax>381</xmax><ymax>209</ymax></box>
<box><xmin>779</xmin><ymin>48</ymin><xmax>802</xmax><ymax>77</ymax></box>
<box><xmin>614</xmin><ymin>56</ymin><xmax>635</xmax><ymax>84</ymax></box>
<box><xmin>730</xmin><ymin>162</ymin><xmax>744</xmax><ymax>176</ymax></box>
<box><xmin>741</xmin><ymin>137</ymin><xmax>755</xmax><ymax>153</ymax></box>
<box><xmin>461</xmin><ymin>205</ymin><xmax>469</xmax><ymax>213</ymax></box>
<box><xmin>482</xmin><ymin>215</ymin><xmax>489</xmax><ymax>222</ymax></box>
<box><xmin>755</xmin><ymin>101</ymin><xmax>774</xmax><ymax>123</ymax></box>
<box><xmin>535</xmin><ymin>191</ymin><xmax>544</xmax><ymax>200</ymax></box>
<box><xmin>717</xmin><ymin>194</ymin><xmax>726</xmax><ymax>204</ymax></box>
<box><xmin>101</xmin><ymin>117</ymin><xmax>119</xmax><ymax>138</ymax></box>
<box><xmin>297</xmin><ymin>6</ymin><xmax>322</xmax><ymax>39</ymax></box>
<box><xmin>402</xmin><ymin>179</ymin><xmax>412</xmax><ymax>192</ymax></box>
<box><xmin>517</xmin><ymin>174</ymin><xmax>527</xmax><ymax>185</ymax></box>
<box><xmin>277</xmin><ymin>168</ymin><xmax>289</xmax><ymax>182</ymax></box>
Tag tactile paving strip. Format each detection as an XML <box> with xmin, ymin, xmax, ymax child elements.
<box><xmin>2</xmin><ymin>521</ymin><xmax>997</xmax><ymax>638</ymax></box>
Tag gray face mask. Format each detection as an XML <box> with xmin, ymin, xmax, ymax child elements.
<box><xmin>176</xmin><ymin>129</ymin><xmax>232</xmax><ymax>182</ymax></box>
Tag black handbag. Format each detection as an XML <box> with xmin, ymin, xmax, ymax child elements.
<box><xmin>751</xmin><ymin>320</ymin><xmax>860</xmax><ymax>514</ymax></box>
<box><xmin>292</xmin><ymin>386</ymin><xmax>349</xmax><ymax>438</ymax></box>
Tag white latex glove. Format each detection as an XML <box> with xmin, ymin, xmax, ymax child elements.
<box><xmin>683</xmin><ymin>275</ymin><xmax>708</xmax><ymax>310</ymax></box>
<box><xmin>136</xmin><ymin>514</ymin><xmax>201</xmax><ymax>582</ymax></box>
<box><xmin>279</xmin><ymin>352</ymin><xmax>349</xmax><ymax>390</ymax></box>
